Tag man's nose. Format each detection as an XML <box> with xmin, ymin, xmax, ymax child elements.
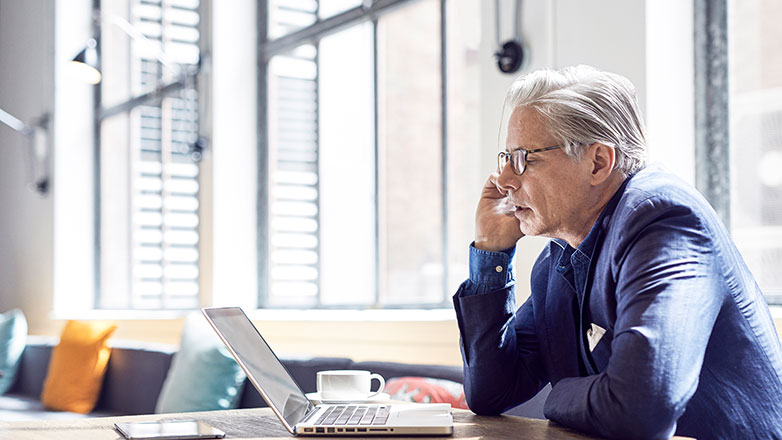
<box><xmin>496</xmin><ymin>162</ymin><xmax>520</xmax><ymax>192</ymax></box>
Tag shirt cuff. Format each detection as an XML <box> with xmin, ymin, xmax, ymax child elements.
<box><xmin>468</xmin><ymin>242</ymin><xmax>516</xmax><ymax>289</ymax></box>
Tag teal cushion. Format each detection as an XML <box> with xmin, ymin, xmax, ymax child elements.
<box><xmin>0</xmin><ymin>309</ymin><xmax>27</xmax><ymax>394</ymax></box>
<box><xmin>155</xmin><ymin>313</ymin><xmax>246</xmax><ymax>413</ymax></box>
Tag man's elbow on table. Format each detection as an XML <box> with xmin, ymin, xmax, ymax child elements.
<box><xmin>464</xmin><ymin>387</ymin><xmax>514</xmax><ymax>416</ymax></box>
<box><xmin>549</xmin><ymin>403</ymin><xmax>679</xmax><ymax>440</ymax></box>
<box><xmin>545</xmin><ymin>378</ymin><xmax>683</xmax><ymax>440</ymax></box>
<box><xmin>600</xmin><ymin>407</ymin><xmax>678</xmax><ymax>440</ymax></box>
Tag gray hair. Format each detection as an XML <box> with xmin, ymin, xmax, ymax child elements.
<box><xmin>502</xmin><ymin>65</ymin><xmax>647</xmax><ymax>176</ymax></box>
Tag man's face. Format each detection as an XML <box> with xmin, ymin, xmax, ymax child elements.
<box><xmin>498</xmin><ymin>107</ymin><xmax>595</xmax><ymax>242</ymax></box>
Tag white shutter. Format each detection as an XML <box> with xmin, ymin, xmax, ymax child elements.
<box><xmin>268</xmin><ymin>43</ymin><xmax>321</xmax><ymax>306</ymax></box>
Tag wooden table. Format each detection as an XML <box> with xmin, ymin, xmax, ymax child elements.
<box><xmin>0</xmin><ymin>407</ymin><xmax>605</xmax><ymax>440</ymax></box>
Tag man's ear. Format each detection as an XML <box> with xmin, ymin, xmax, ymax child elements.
<box><xmin>589</xmin><ymin>142</ymin><xmax>616</xmax><ymax>185</ymax></box>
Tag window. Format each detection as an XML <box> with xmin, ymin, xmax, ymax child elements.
<box><xmin>97</xmin><ymin>0</ymin><xmax>202</xmax><ymax>309</ymax></box>
<box><xmin>728</xmin><ymin>0</ymin><xmax>782</xmax><ymax>304</ymax></box>
<box><xmin>697</xmin><ymin>0</ymin><xmax>782</xmax><ymax>305</ymax></box>
<box><xmin>260</xmin><ymin>0</ymin><xmax>479</xmax><ymax>308</ymax></box>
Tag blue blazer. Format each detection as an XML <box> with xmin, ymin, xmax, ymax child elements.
<box><xmin>453</xmin><ymin>166</ymin><xmax>782</xmax><ymax>439</ymax></box>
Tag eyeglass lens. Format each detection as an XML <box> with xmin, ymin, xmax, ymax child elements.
<box><xmin>498</xmin><ymin>150</ymin><xmax>526</xmax><ymax>175</ymax></box>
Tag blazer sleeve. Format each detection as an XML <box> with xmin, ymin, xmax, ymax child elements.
<box><xmin>543</xmin><ymin>198</ymin><xmax>724</xmax><ymax>440</ymax></box>
<box><xmin>453</xmin><ymin>246</ymin><xmax>549</xmax><ymax>415</ymax></box>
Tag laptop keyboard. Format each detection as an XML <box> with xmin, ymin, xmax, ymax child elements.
<box><xmin>316</xmin><ymin>405</ymin><xmax>391</xmax><ymax>426</ymax></box>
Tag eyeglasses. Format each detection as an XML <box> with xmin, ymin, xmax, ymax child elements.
<box><xmin>497</xmin><ymin>145</ymin><xmax>561</xmax><ymax>175</ymax></box>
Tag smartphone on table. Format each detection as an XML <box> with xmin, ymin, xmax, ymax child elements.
<box><xmin>114</xmin><ymin>420</ymin><xmax>226</xmax><ymax>440</ymax></box>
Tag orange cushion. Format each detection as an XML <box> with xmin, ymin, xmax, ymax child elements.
<box><xmin>41</xmin><ymin>320</ymin><xmax>117</xmax><ymax>413</ymax></box>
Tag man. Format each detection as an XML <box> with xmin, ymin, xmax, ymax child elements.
<box><xmin>453</xmin><ymin>65</ymin><xmax>782</xmax><ymax>439</ymax></box>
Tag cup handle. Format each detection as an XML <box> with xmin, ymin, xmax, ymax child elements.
<box><xmin>367</xmin><ymin>373</ymin><xmax>386</xmax><ymax>397</ymax></box>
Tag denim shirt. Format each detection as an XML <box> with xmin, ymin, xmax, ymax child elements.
<box><xmin>453</xmin><ymin>165</ymin><xmax>782</xmax><ymax>439</ymax></box>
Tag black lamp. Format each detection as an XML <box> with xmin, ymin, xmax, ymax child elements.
<box><xmin>70</xmin><ymin>38</ymin><xmax>101</xmax><ymax>85</ymax></box>
<box><xmin>71</xmin><ymin>14</ymin><xmax>183</xmax><ymax>85</ymax></box>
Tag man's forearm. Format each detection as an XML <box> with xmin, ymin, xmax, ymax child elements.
<box><xmin>454</xmin><ymin>284</ymin><xmax>546</xmax><ymax>415</ymax></box>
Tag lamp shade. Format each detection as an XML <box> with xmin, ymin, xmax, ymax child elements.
<box><xmin>70</xmin><ymin>39</ymin><xmax>101</xmax><ymax>84</ymax></box>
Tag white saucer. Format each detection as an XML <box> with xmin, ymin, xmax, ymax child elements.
<box><xmin>306</xmin><ymin>392</ymin><xmax>391</xmax><ymax>404</ymax></box>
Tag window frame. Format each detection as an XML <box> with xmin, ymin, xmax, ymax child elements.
<box><xmin>257</xmin><ymin>0</ymin><xmax>451</xmax><ymax>309</ymax></box>
<box><xmin>695</xmin><ymin>0</ymin><xmax>782</xmax><ymax>305</ymax></box>
<box><xmin>693</xmin><ymin>0</ymin><xmax>730</xmax><ymax>228</ymax></box>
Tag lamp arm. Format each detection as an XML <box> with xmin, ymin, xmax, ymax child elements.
<box><xmin>0</xmin><ymin>107</ymin><xmax>50</xmax><ymax>195</ymax></box>
<box><xmin>0</xmin><ymin>107</ymin><xmax>34</xmax><ymax>137</ymax></box>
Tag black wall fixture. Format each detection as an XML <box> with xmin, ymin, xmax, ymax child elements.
<box><xmin>494</xmin><ymin>0</ymin><xmax>526</xmax><ymax>74</ymax></box>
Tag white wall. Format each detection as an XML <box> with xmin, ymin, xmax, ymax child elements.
<box><xmin>0</xmin><ymin>0</ymin><xmax>56</xmax><ymax>333</ymax></box>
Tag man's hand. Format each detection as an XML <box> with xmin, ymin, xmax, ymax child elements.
<box><xmin>474</xmin><ymin>173</ymin><xmax>524</xmax><ymax>252</ymax></box>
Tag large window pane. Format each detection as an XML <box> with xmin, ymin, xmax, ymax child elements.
<box><xmin>729</xmin><ymin>0</ymin><xmax>782</xmax><ymax>303</ymax></box>
<box><xmin>261</xmin><ymin>0</ymin><xmax>474</xmax><ymax>309</ymax></box>
<box><xmin>319</xmin><ymin>23</ymin><xmax>376</xmax><ymax>306</ymax></box>
<box><xmin>377</xmin><ymin>0</ymin><xmax>443</xmax><ymax>305</ymax></box>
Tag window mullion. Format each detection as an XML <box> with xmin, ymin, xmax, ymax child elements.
<box><xmin>372</xmin><ymin>17</ymin><xmax>380</xmax><ymax>307</ymax></box>
<box><xmin>93</xmin><ymin>0</ymin><xmax>103</xmax><ymax>310</ymax></box>
<box><xmin>439</xmin><ymin>0</ymin><xmax>448</xmax><ymax>307</ymax></box>
<box><xmin>314</xmin><ymin>41</ymin><xmax>322</xmax><ymax>308</ymax></box>
<box><xmin>694</xmin><ymin>0</ymin><xmax>730</xmax><ymax>228</ymax></box>
<box><xmin>257</xmin><ymin>1</ymin><xmax>270</xmax><ymax>308</ymax></box>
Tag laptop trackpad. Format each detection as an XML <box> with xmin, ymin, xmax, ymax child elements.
<box><xmin>394</xmin><ymin>404</ymin><xmax>452</xmax><ymax>419</ymax></box>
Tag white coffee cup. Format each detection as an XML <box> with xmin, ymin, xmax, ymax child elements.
<box><xmin>316</xmin><ymin>370</ymin><xmax>386</xmax><ymax>400</ymax></box>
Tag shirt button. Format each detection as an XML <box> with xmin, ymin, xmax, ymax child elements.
<box><xmin>495</xmin><ymin>265</ymin><xmax>503</xmax><ymax>273</ymax></box>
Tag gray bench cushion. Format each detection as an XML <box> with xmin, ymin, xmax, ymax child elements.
<box><xmin>7</xmin><ymin>337</ymin><xmax>55</xmax><ymax>398</ymax></box>
<box><xmin>5</xmin><ymin>338</ymin><xmax>176</xmax><ymax>416</ymax></box>
<box><xmin>96</xmin><ymin>342</ymin><xmax>176</xmax><ymax>414</ymax></box>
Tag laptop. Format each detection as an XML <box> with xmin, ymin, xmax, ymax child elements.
<box><xmin>202</xmin><ymin>307</ymin><xmax>454</xmax><ymax>436</ymax></box>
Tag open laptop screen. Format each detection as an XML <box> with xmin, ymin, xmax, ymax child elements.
<box><xmin>203</xmin><ymin>307</ymin><xmax>314</xmax><ymax>429</ymax></box>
